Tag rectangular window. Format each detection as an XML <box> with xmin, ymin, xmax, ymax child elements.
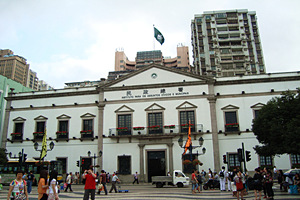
<box><xmin>118</xmin><ymin>156</ymin><xmax>131</xmax><ymax>175</ymax></box>
<box><xmin>291</xmin><ymin>154</ymin><xmax>300</xmax><ymax>167</ymax></box>
<box><xmin>59</xmin><ymin>121</ymin><xmax>68</xmax><ymax>132</ymax></box>
<box><xmin>118</xmin><ymin>114</ymin><xmax>132</xmax><ymax>135</ymax></box>
<box><xmin>254</xmin><ymin>110</ymin><xmax>260</xmax><ymax>119</ymax></box>
<box><xmin>228</xmin><ymin>153</ymin><xmax>241</xmax><ymax>170</ymax></box>
<box><xmin>180</xmin><ymin>111</ymin><xmax>195</xmax><ymax>132</ymax></box>
<box><xmin>36</xmin><ymin>121</ymin><xmax>45</xmax><ymax>132</ymax></box>
<box><xmin>225</xmin><ymin>111</ymin><xmax>239</xmax><ymax>132</ymax></box>
<box><xmin>260</xmin><ymin>156</ymin><xmax>273</xmax><ymax>168</ymax></box>
<box><xmin>83</xmin><ymin>119</ymin><xmax>93</xmax><ymax>131</ymax></box>
<box><xmin>148</xmin><ymin>112</ymin><xmax>163</xmax><ymax>134</ymax></box>
<box><xmin>14</xmin><ymin>123</ymin><xmax>24</xmax><ymax>134</ymax></box>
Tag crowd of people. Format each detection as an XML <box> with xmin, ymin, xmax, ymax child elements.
<box><xmin>191</xmin><ymin>166</ymin><xmax>300</xmax><ymax>200</ymax></box>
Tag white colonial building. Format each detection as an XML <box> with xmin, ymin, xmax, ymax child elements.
<box><xmin>2</xmin><ymin>65</ymin><xmax>300</xmax><ymax>182</ymax></box>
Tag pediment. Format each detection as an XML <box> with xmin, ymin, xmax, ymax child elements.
<box><xmin>80</xmin><ymin>113</ymin><xmax>96</xmax><ymax>118</ymax></box>
<box><xmin>103</xmin><ymin>64</ymin><xmax>211</xmax><ymax>88</ymax></box>
<box><xmin>221</xmin><ymin>104</ymin><xmax>239</xmax><ymax>110</ymax></box>
<box><xmin>13</xmin><ymin>117</ymin><xmax>26</xmax><ymax>122</ymax></box>
<box><xmin>34</xmin><ymin>115</ymin><xmax>48</xmax><ymax>121</ymax></box>
<box><xmin>250</xmin><ymin>103</ymin><xmax>265</xmax><ymax>109</ymax></box>
<box><xmin>115</xmin><ymin>105</ymin><xmax>134</xmax><ymax>113</ymax></box>
<box><xmin>145</xmin><ymin>103</ymin><xmax>165</xmax><ymax>111</ymax></box>
<box><xmin>176</xmin><ymin>101</ymin><xmax>198</xmax><ymax>110</ymax></box>
<box><xmin>56</xmin><ymin>114</ymin><xmax>71</xmax><ymax>119</ymax></box>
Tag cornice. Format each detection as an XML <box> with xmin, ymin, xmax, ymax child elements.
<box><xmin>215</xmin><ymin>75</ymin><xmax>300</xmax><ymax>86</ymax></box>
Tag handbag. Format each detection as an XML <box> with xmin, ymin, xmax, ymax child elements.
<box><xmin>14</xmin><ymin>193</ymin><xmax>27</xmax><ymax>200</ymax></box>
<box><xmin>40</xmin><ymin>193</ymin><xmax>48</xmax><ymax>200</ymax></box>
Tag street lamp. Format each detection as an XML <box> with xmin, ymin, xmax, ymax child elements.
<box><xmin>87</xmin><ymin>150</ymin><xmax>103</xmax><ymax>173</ymax></box>
<box><xmin>34</xmin><ymin>141</ymin><xmax>55</xmax><ymax>152</ymax></box>
<box><xmin>178</xmin><ymin>136</ymin><xmax>206</xmax><ymax>161</ymax></box>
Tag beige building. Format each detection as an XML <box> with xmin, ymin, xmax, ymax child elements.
<box><xmin>115</xmin><ymin>45</ymin><xmax>191</xmax><ymax>72</ymax></box>
<box><xmin>191</xmin><ymin>9</ymin><xmax>266</xmax><ymax>77</ymax></box>
<box><xmin>27</xmin><ymin>69</ymin><xmax>39</xmax><ymax>90</ymax></box>
<box><xmin>0</xmin><ymin>49</ymin><xmax>30</xmax><ymax>87</ymax></box>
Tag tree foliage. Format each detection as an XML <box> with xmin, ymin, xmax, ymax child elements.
<box><xmin>0</xmin><ymin>148</ymin><xmax>8</xmax><ymax>165</ymax></box>
<box><xmin>252</xmin><ymin>89</ymin><xmax>300</xmax><ymax>156</ymax></box>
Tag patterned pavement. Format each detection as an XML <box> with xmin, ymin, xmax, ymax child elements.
<box><xmin>1</xmin><ymin>183</ymin><xmax>299</xmax><ymax>199</ymax></box>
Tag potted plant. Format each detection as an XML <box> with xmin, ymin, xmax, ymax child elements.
<box><xmin>117</xmin><ymin>127</ymin><xmax>128</xmax><ymax>131</ymax></box>
<box><xmin>225</xmin><ymin>123</ymin><xmax>239</xmax><ymax>128</ymax></box>
<box><xmin>11</xmin><ymin>132</ymin><xmax>22</xmax><ymax>136</ymax></box>
<box><xmin>163</xmin><ymin>125</ymin><xmax>175</xmax><ymax>129</ymax></box>
<box><xmin>181</xmin><ymin>123</ymin><xmax>194</xmax><ymax>128</ymax></box>
<box><xmin>56</xmin><ymin>131</ymin><xmax>68</xmax><ymax>135</ymax></box>
<box><xmin>148</xmin><ymin>125</ymin><xmax>160</xmax><ymax>130</ymax></box>
<box><xmin>192</xmin><ymin>159</ymin><xmax>203</xmax><ymax>166</ymax></box>
<box><xmin>133</xmin><ymin>127</ymin><xmax>145</xmax><ymax>131</ymax></box>
<box><xmin>33</xmin><ymin>132</ymin><xmax>44</xmax><ymax>136</ymax></box>
<box><xmin>80</xmin><ymin>130</ymin><xmax>93</xmax><ymax>134</ymax></box>
<box><xmin>182</xmin><ymin>160</ymin><xmax>192</xmax><ymax>165</ymax></box>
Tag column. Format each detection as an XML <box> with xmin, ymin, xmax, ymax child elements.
<box><xmin>138</xmin><ymin>144</ymin><xmax>145</xmax><ymax>182</ymax></box>
<box><xmin>167</xmin><ymin>143</ymin><xmax>174</xmax><ymax>174</ymax></box>
<box><xmin>97</xmin><ymin>88</ymin><xmax>105</xmax><ymax>172</ymax></box>
<box><xmin>1</xmin><ymin>88</ymin><xmax>14</xmax><ymax>148</ymax></box>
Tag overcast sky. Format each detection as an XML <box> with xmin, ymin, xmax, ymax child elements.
<box><xmin>1</xmin><ymin>0</ymin><xmax>299</xmax><ymax>89</ymax></box>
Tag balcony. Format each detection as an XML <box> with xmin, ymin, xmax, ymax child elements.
<box><xmin>10</xmin><ymin>133</ymin><xmax>23</xmax><ymax>142</ymax></box>
<box><xmin>224</xmin><ymin>123</ymin><xmax>240</xmax><ymax>134</ymax></box>
<box><xmin>55</xmin><ymin>131</ymin><xmax>69</xmax><ymax>141</ymax></box>
<box><xmin>33</xmin><ymin>132</ymin><xmax>44</xmax><ymax>141</ymax></box>
<box><xmin>108</xmin><ymin>124</ymin><xmax>204</xmax><ymax>138</ymax></box>
<box><xmin>80</xmin><ymin>130</ymin><xmax>94</xmax><ymax>140</ymax></box>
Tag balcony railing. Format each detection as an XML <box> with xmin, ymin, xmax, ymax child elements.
<box><xmin>11</xmin><ymin>133</ymin><xmax>23</xmax><ymax>141</ymax></box>
<box><xmin>56</xmin><ymin>131</ymin><xmax>69</xmax><ymax>140</ymax></box>
<box><xmin>108</xmin><ymin>124</ymin><xmax>204</xmax><ymax>137</ymax></box>
<box><xmin>33</xmin><ymin>132</ymin><xmax>45</xmax><ymax>140</ymax></box>
<box><xmin>80</xmin><ymin>130</ymin><xmax>94</xmax><ymax>139</ymax></box>
<box><xmin>225</xmin><ymin>123</ymin><xmax>240</xmax><ymax>132</ymax></box>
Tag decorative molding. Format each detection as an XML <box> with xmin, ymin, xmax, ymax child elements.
<box><xmin>56</xmin><ymin>114</ymin><xmax>71</xmax><ymax>119</ymax></box>
<box><xmin>221</xmin><ymin>104</ymin><xmax>240</xmax><ymax>110</ymax></box>
<box><xmin>13</xmin><ymin>117</ymin><xmax>26</xmax><ymax>122</ymax></box>
<box><xmin>80</xmin><ymin>113</ymin><xmax>96</xmax><ymax>118</ymax></box>
<box><xmin>115</xmin><ymin>105</ymin><xmax>135</xmax><ymax>113</ymax></box>
<box><xmin>145</xmin><ymin>103</ymin><xmax>165</xmax><ymax>111</ymax></box>
<box><xmin>176</xmin><ymin>101</ymin><xmax>198</xmax><ymax>110</ymax></box>
<box><xmin>34</xmin><ymin>115</ymin><xmax>48</xmax><ymax>121</ymax></box>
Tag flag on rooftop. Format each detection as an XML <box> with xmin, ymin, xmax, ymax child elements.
<box><xmin>154</xmin><ymin>26</ymin><xmax>165</xmax><ymax>45</ymax></box>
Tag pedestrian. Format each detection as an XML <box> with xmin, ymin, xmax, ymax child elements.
<box><xmin>273</xmin><ymin>166</ymin><xmax>278</xmax><ymax>180</ymax></box>
<box><xmin>253</xmin><ymin>168</ymin><xmax>263</xmax><ymax>200</ymax></box>
<box><xmin>38</xmin><ymin>170</ymin><xmax>49</xmax><ymax>200</ymax></box>
<box><xmin>27</xmin><ymin>171</ymin><xmax>35</xmax><ymax>194</ymax></box>
<box><xmin>133</xmin><ymin>172</ymin><xmax>139</xmax><ymax>184</ymax></box>
<box><xmin>196</xmin><ymin>170</ymin><xmax>202</xmax><ymax>193</ymax></box>
<box><xmin>191</xmin><ymin>170</ymin><xmax>198</xmax><ymax>194</ymax></box>
<box><xmin>207</xmin><ymin>169</ymin><xmax>214</xmax><ymax>190</ymax></box>
<box><xmin>106</xmin><ymin>172</ymin><xmax>110</xmax><ymax>183</ymax></box>
<box><xmin>230</xmin><ymin>168</ymin><xmax>237</xmax><ymax>197</ymax></box>
<box><xmin>261</xmin><ymin>168</ymin><xmax>267</xmax><ymax>198</ymax></box>
<box><xmin>48</xmin><ymin>170</ymin><xmax>59</xmax><ymax>200</ymax></box>
<box><xmin>234</xmin><ymin>170</ymin><xmax>244</xmax><ymax>200</ymax></box>
<box><xmin>74</xmin><ymin>172</ymin><xmax>78</xmax><ymax>184</ymax></box>
<box><xmin>219</xmin><ymin>166</ymin><xmax>226</xmax><ymax>191</ymax></box>
<box><xmin>277</xmin><ymin>170</ymin><xmax>284</xmax><ymax>191</ymax></box>
<box><xmin>98</xmin><ymin>170</ymin><xmax>108</xmax><ymax>195</ymax></box>
<box><xmin>82</xmin><ymin>168</ymin><xmax>97</xmax><ymax>200</ymax></box>
<box><xmin>7</xmin><ymin>170</ymin><xmax>29</xmax><ymax>200</ymax></box>
<box><xmin>109</xmin><ymin>173</ymin><xmax>120</xmax><ymax>193</ymax></box>
<box><xmin>167</xmin><ymin>172</ymin><xmax>171</xmax><ymax>176</ymax></box>
<box><xmin>226</xmin><ymin>170</ymin><xmax>232</xmax><ymax>191</ymax></box>
<box><xmin>265</xmin><ymin>169</ymin><xmax>274</xmax><ymax>199</ymax></box>
<box><xmin>64</xmin><ymin>172</ymin><xmax>73</xmax><ymax>192</ymax></box>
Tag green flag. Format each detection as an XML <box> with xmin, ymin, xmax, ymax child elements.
<box><xmin>154</xmin><ymin>27</ymin><xmax>165</xmax><ymax>45</ymax></box>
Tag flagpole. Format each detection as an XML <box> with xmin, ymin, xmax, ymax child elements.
<box><xmin>153</xmin><ymin>24</ymin><xmax>155</xmax><ymax>50</ymax></box>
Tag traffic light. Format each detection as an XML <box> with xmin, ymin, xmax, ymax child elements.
<box><xmin>76</xmin><ymin>160</ymin><xmax>79</xmax><ymax>167</ymax></box>
<box><xmin>223</xmin><ymin>155</ymin><xmax>227</xmax><ymax>164</ymax></box>
<box><xmin>82</xmin><ymin>159</ymin><xmax>84</xmax><ymax>165</ymax></box>
<box><xmin>23</xmin><ymin>154</ymin><xmax>27</xmax><ymax>162</ymax></box>
<box><xmin>245</xmin><ymin>151</ymin><xmax>251</xmax><ymax>162</ymax></box>
<box><xmin>237</xmin><ymin>148</ymin><xmax>244</xmax><ymax>162</ymax></box>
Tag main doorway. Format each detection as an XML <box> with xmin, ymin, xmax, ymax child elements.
<box><xmin>147</xmin><ymin>151</ymin><xmax>166</xmax><ymax>182</ymax></box>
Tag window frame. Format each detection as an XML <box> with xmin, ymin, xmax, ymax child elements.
<box><xmin>118</xmin><ymin>155</ymin><xmax>131</xmax><ymax>175</ymax></box>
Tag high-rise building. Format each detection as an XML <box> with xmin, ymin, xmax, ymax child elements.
<box><xmin>114</xmin><ymin>45</ymin><xmax>191</xmax><ymax>72</ymax></box>
<box><xmin>0</xmin><ymin>49</ymin><xmax>30</xmax><ymax>86</ymax></box>
<box><xmin>191</xmin><ymin>9</ymin><xmax>266</xmax><ymax>77</ymax></box>
<box><xmin>27</xmin><ymin>69</ymin><xmax>39</xmax><ymax>90</ymax></box>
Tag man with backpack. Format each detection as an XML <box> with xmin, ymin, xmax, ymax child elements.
<box><xmin>219</xmin><ymin>166</ymin><xmax>226</xmax><ymax>191</ymax></box>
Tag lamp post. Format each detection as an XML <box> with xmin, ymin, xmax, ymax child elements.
<box><xmin>34</xmin><ymin>141</ymin><xmax>55</xmax><ymax>160</ymax></box>
<box><xmin>8</xmin><ymin>149</ymin><xmax>27</xmax><ymax>170</ymax></box>
<box><xmin>87</xmin><ymin>150</ymin><xmax>103</xmax><ymax>173</ymax></box>
<box><xmin>178</xmin><ymin>136</ymin><xmax>206</xmax><ymax>161</ymax></box>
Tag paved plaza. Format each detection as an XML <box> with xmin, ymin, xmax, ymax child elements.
<box><xmin>1</xmin><ymin>183</ymin><xmax>299</xmax><ymax>199</ymax></box>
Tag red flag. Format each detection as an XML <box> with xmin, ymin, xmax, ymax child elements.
<box><xmin>182</xmin><ymin>121</ymin><xmax>192</xmax><ymax>156</ymax></box>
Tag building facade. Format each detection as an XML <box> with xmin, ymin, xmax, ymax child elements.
<box><xmin>2</xmin><ymin>65</ymin><xmax>299</xmax><ymax>182</ymax></box>
<box><xmin>191</xmin><ymin>9</ymin><xmax>265</xmax><ymax>77</ymax></box>
<box><xmin>114</xmin><ymin>45</ymin><xmax>190</xmax><ymax>72</ymax></box>
<box><xmin>0</xmin><ymin>49</ymin><xmax>30</xmax><ymax>87</ymax></box>
<box><xmin>0</xmin><ymin>74</ymin><xmax>33</xmax><ymax>145</ymax></box>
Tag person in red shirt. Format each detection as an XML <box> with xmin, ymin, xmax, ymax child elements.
<box><xmin>82</xmin><ymin>168</ymin><xmax>97</xmax><ymax>200</ymax></box>
<box><xmin>97</xmin><ymin>170</ymin><xmax>108</xmax><ymax>195</ymax></box>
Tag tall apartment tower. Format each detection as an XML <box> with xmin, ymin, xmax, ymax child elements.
<box><xmin>191</xmin><ymin>9</ymin><xmax>266</xmax><ymax>77</ymax></box>
<box><xmin>0</xmin><ymin>49</ymin><xmax>30</xmax><ymax>86</ymax></box>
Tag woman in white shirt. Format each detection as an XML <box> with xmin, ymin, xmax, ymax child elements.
<box><xmin>48</xmin><ymin>171</ymin><xmax>59</xmax><ymax>200</ymax></box>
